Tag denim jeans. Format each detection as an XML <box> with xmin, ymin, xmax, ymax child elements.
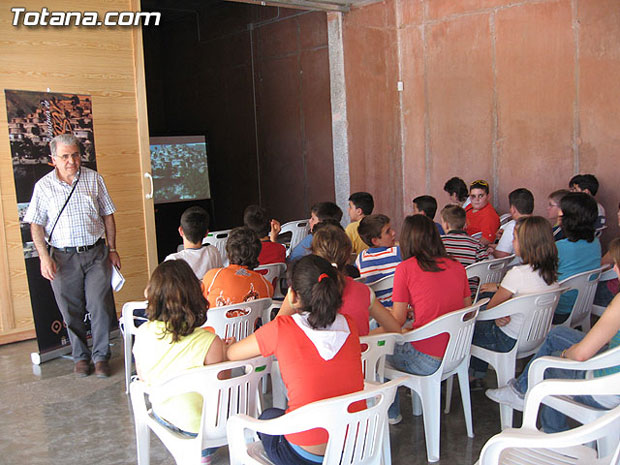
<box><xmin>257</xmin><ymin>408</ymin><xmax>323</xmax><ymax>465</ymax></box>
<box><xmin>386</xmin><ymin>343</ymin><xmax>441</xmax><ymax>418</ymax></box>
<box><xmin>151</xmin><ymin>410</ymin><xmax>217</xmax><ymax>457</ymax></box>
<box><xmin>470</xmin><ymin>320</ymin><xmax>516</xmax><ymax>379</ymax></box>
<box><xmin>512</xmin><ymin>326</ymin><xmax>607</xmax><ymax>433</ymax></box>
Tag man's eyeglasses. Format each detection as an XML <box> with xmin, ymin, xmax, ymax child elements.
<box><xmin>54</xmin><ymin>153</ymin><xmax>80</xmax><ymax>161</ymax></box>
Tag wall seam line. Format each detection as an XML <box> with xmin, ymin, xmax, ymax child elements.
<box><xmin>422</xmin><ymin>3</ymin><xmax>431</xmax><ymax>193</ymax></box>
<box><xmin>572</xmin><ymin>0</ymin><xmax>581</xmax><ymax>174</ymax></box>
<box><xmin>490</xmin><ymin>11</ymin><xmax>499</xmax><ymax>206</ymax></box>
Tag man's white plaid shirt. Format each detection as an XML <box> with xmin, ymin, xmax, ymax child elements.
<box><xmin>24</xmin><ymin>167</ymin><xmax>116</xmax><ymax>248</ymax></box>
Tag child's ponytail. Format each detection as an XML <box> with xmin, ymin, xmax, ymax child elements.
<box><xmin>290</xmin><ymin>255</ymin><xmax>342</xmax><ymax>329</ymax></box>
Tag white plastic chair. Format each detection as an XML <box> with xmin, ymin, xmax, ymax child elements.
<box><xmin>278</xmin><ymin>220</ymin><xmax>310</xmax><ymax>257</ymax></box>
<box><xmin>203</xmin><ymin>229</ymin><xmax>231</xmax><ymax>267</ymax></box>
<box><xmin>384</xmin><ymin>299</ymin><xmax>488</xmax><ymax>462</ymax></box>
<box><xmin>254</xmin><ymin>263</ymin><xmax>286</xmax><ymax>299</ymax></box>
<box><xmin>360</xmin><ymin>333</ymin><xmax>401</xmax><ymax>383</ymax></box>
<box><xmin>130</xmin><ymin>355</ymin><xmax>272</xmax><ymax>465</ymax></box>
<box><xmin>226</xmin><ymin>378</ymin><xmax>405</xmax><ymax>465</ymax></box>
<box><xmin>367</xmin><ymin>274</ymin><xmax>396</xmax><ymax>307</ymax></box>
<box><xmin>202</xmin><ymin>298</ymin><xmax>272</xmax><ymax>342</ymax></box>
<box><xmin>466</xmin><ymin>255</ymin><xmax>515</xmax><ymax>302</ymax></box>
<box><xmin>527</xmin><ymin>345</ymin><xmax>620</xmax><ymax>457</ymax></box>
<box><xmin>121</xmin><ymin>300</ymin><xmax>149</xmax><ymax>394</ymax></box>
<box><xmin>476</xmin><ymin>373</ymin><xmax>620</xmax><ymax>465</ymax></box>
<box><xmin>467</xmin><ymin>288</ymin><xmax>565</xmax><ymax>429</ymax></box>
<box><xmin>471</xmin><ymin>232</ymin><xmax>483</xmax><ymax>240</ymax></box>
<box><xmin>591</xmin><ymin>267</ymin><xmax>617</xmax><ymax>318</ymax></box>
<box><xmin>557</xmin><ymin>267</ymin><xmax>604</xmax><ymax>331</ymax></box>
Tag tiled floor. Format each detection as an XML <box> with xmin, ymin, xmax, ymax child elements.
<box><xmin>0</xmin><ymin>336</ymin><xmax>510</xmax><ymax>464</ymax></box>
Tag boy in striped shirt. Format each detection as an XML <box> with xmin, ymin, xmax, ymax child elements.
<box><xmin>355</xmin><ymin>214</ymin><xmax>402</xmax><ymax>307</ymax></box>
<box><xmin>440</xmin><ymin>205</ymin><xmax>489</xmax><ymax>266</ymax></box>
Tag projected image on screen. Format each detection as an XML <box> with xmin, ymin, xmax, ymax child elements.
<box><xmin>149</xmin><ymin>136</ymin><xmax>211</xmax><ymax>204</ymax></box>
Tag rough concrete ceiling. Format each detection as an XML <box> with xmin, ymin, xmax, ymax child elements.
<box><xmin>225</xmin><ymin>0</ymin><xmax>381</xmax><ymax>13</ymax></box>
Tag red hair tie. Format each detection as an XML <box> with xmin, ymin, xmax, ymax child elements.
<box><xmin>318</xmin><ymin>273</ymin><xmax>329</xmax><ymax>283</ymax></box>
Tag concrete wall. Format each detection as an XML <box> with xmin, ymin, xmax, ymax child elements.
<box><xmin>341</xmin><ymin>0</ymin><xmax>620</xmax><ymax>244</ymax></box>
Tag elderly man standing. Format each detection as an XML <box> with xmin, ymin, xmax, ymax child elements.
<box><xmin>24</xmin><ymin>133</ymin><xmax>120</xmax><ymax>378</ymax></box>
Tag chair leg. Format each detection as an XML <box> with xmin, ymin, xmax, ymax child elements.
<box><xmin>456</xmin><ymin>366</ymin><xmax>474</xmax><ymax>438</ymax></box>
<box><xmin>411</xmin><ymin>390</ymin><xmax>422</xmax><ymax>417</ymax></box>
<box><xmin>419</xmin><ymin>384</ymin><xmax>441</xmax><ymax>462</ymax></box>
<box><xmin>444</xmin><ymin>375</ymin><xmax>454</xmax><ymax>414</ymax></box>
<box><xmin>382</xmin><ymin>421</ymin><xmax>392</xmax><ymax>465</ymax></box>
<box><xmin>134</xmin><ymin>419</ymin><xmax>151</xmax><ymax>465</ymax></box>
<box><xmin>124</xmin><ymin>332</ymin><xmax>133</xmax><ymax>395</ymax></box>
<box><xmin>492</xmin><ymin>355</ymin><xmax>516</xmax><ymax>430</ymax></box>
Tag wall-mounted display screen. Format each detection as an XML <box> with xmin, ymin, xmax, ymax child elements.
<box><xmin>149</xmin><ymin>135</ymin><xmax>211</xmax><ymax>204</ymax></box>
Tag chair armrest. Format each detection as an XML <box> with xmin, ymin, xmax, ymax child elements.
<box><xmin>522</xmin><ymin>373</ymin><xmax>620</xmax><ymax>428</ymax></box>
<box><xmin>400</xmin><ymin>299</ymin><xmax>488</xmax><ymax>343</ymax></box>
<box><xmin>528</xmin><ymin>346</ymin><xmax>620</xmax><ymax>387</ymax></box>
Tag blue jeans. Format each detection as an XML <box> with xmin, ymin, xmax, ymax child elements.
<box><xmin>151</xmin><ymin>410</ymin><xmax>217</xmax><ymax>457</ymax></box>
<box><xmin>257</xmin><ymin>408</ymin><xmax>323</xmax><ymax>465</ymax></box>
<box><xmin>512</xmin><ymin>326</ymin><xmax>607</xmax><ymax>432</ymax></box>
<box><xmin>386</xmin><ymin>343</ymin><xmax>441</xmax><ymax>418</ymax></box>
<box><xmin>470</xmin><ymin>320</ymin><xmax>516</xmax><ymax>379</ymax></box>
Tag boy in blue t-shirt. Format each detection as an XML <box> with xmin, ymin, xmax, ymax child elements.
<box><xmin>413</xmin><ymin>195</ymin><xmax>445</xmax><ymax>235</ymax></box>
<box><xmin>355</xmin><ymin>214</ymin><xmax>401</xmax><ymax>307</ymax></box>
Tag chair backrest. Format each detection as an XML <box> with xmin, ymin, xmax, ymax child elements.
<box><xmin>279</xmin><ymin>219</ymin><xmax>310</xmax><ymax>257</ymax></box>
<box><xmin>254</xmin><ymin>263</ymin><xmax>287</xmax><ymax>299</ymax></box>
<box><xmin>466</xmin><ymin>255</ymin><xmax>515</xmax><ymax>302</ymax></box>
<box><xmin>367</xmin><ymin>274</ymin><xmax>395</xmax><ymax>294</ymax></box>
<box><xmin>402</xmin><ymin>299</ymin><xmax>487</xmax><ymax>376</ymax></box>
<box><xmin>227</xmin><ymin>378</ymin><xmax>404</xmax><ymax>465</ymax></box>
<box><xmin>121</xmin><ymin>300</ymin><xmax>148</xmax><ymax>393</ymax></box>
<box><xmin>202</xmin><ymin>298</ymin><xmax>272</xmax><ymax>341</ymax></box>
<box><xmin>203</xmin><ymin>229</ymin><xmax>232</xmax><ymax>265</ymax></box>
<box><xmin>360</xmin><ymin>333</ymin><xmax>400</xmax><ymax>383</ymax></box>
<box><xmin>497</xmin><ymin>288</ymin><xmax>565</xmax><ymax>357</ymax></box>
<box><xmin>132</xmin><ymin>356</ymin><xmax>271</xmax><ymax>450</ymax></box>
<box><xmin>121</xmin><ymin>300</ymin><xmax>149</xmax><ymax>336</ymax></box>
<box><xmin>558</xmin><ymin>267</ymin><xmax>604</xmax><ymax>328</ymax></box>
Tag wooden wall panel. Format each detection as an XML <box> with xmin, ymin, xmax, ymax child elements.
<box><xmin>0</xmin><ymin>0</ymin><xmax>153</xmax><ymax>343</ymax></box>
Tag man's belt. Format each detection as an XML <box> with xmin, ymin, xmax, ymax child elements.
<box><xmin>52</xmin><ymin>238</ymin><xmax>105</xmax><ymax>254</ymax></box>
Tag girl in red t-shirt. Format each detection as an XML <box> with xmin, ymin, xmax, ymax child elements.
<box><xmin>388</xmin><ymin>215</ymin><xmax>471</xmax><ymax>422</ymax></box>
<box><xmin>227</xmin><ymin>255</ymin><xmax>364</xmax><ymax>465</ymax></box>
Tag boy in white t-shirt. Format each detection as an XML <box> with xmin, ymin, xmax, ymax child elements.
<box><xmin>493</xmin><ymin>188</ymin><xmax>534</xmax><ymax>259</ymax></box>
<box><xmin>165</xmin><ymin>206</ymin><xmax>222</xmax><ymax>280</ymax></box>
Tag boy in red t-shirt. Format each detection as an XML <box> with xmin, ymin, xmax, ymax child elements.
<box><xmin>243</xmin><ymin>205</ymin><xmax>286</xmax><ymax>265</ymax></box>
<box><xmin>465</xmin><ymin>179</ymin><xmax>500</xmax><ymax>246</ymax></box>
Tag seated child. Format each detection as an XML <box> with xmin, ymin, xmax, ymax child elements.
<box><xmin>278</xmin><ymin>224</ymin><xmax>401</xmax><ymax>336</ymax></box>
<box><xmin>470</xmin><ymin>216</ymin><xmax>559</xmax><ymax>389</ymax></box>
<box><xmin>547</xmin><ymin>189</ymin><xmax>570</xmax><ymax>241</ymax></box>
<box><xmin>165</xmin><ymin>206</ymin><xmax>222</xmax><ymax>280</ymax></box>
<box><xmin>346</xmin><ymin>192</ymin><xmax>374</xmax><ymax>255</ymax></box>
<box><xmin>288</xmin><ymin>201</ymin><xmax>343</xmax><ymax>262</ymax></box>
<box><xmin>595</xmin><ymin>202</ymin><xmax>620</xmax><ymax>307</ymax></box>
<box><xmin>444</xmin><ymin>176</ymin><xmax>470</xmax><ymax>209</ymax></box>
<box><xmin>493</xmin><ymin>188</ymin><xmax>534</xmax><ymax>259</ymax></box>
<box><xmin>227</xmin><ymin>255</ymin><xmax>365</xmax><ymax>465</ymax></box>
<box><xmin>387</xmin><ymin>215</ymin><xmax>471</xmax><ymax>422</ymax></box>
<box><xmin>569</xmin><ymin>174</ymin><xmax>606</xmax><ymax>232</ymax></box>
<box><xmin>355</xmin><ymin>214</ymin><xmax>401</xmax><ymax>307</ymax></box>
<box><xmin>465</xmin><ymin>179</ymin><xmax>500</xmax><ymax>246</ymax></box>
<box><xmin>202</xmin><ymin>227</ymin><xmax>273</xmax><ymax>307</ymax></box>
<box><xmin>133</xmin><ymin>260</ymin><xmax>226</xmax><ymax>464</ymax></box>
<box><xmin>412</xmin><ymin>195</ymin><xmax>445</xmax><ymax>234</ymax></box>
<box><xmin>440</xmin><ymin>205</ymin><xmax>489</xmax><ymax>266</ymax></box>
<box><xmin>486</xmin><ymin>238</ymin><xmax>620</xmax><ymax>433</ymax></box>
<box><xmin>554</xmin><ymin>192</ymin><xmax>601</xmax><ymax>324</ymax></box>
<box><xmin>243</xmin><ymin>205</ymin><xmax>286</xmax><ymax>265</ymax></box>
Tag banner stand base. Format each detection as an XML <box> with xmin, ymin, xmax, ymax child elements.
<box><xmin>30</xmin><ymin>329</ymin><xmax>121</xmax><ymax>365</ymax></box>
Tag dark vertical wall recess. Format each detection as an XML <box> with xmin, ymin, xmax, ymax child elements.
<box><xmin>142</xmin><ymin>1</ymin><xmax>334</xmax><ymax>230</ymax></box>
